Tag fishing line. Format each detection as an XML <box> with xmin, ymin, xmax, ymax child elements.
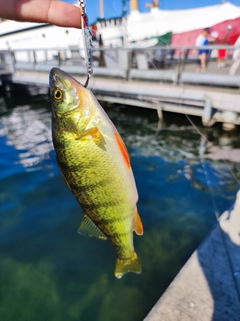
<box><xmin>100</xmin><ymin>6</ymin><xmax>240</xmax><ymax>298</ymax></box>
<box><xmin>185</xmin><ymin>113</ymin><xmax>240</xmax><ymax>186</ymax></box>
<box><xmin>79</xmin><ymin>0</ymin><xmax>93</xmax><ymax>87</ymax></box>
<box><xmin>108</xmin><ymin>1</ymin><xmax>240</xmax><ymax>189</ymax></box>
<box><xmin>105</xmin><ymin>0</ymin><xmax>240</xmax><ymax>301</ymax></box>
<box><xmin>92</xmin><ymin>0</ymin><xmax>240</xmax><ymax>228</ymax></box>
<box><xmin>78</xmin><ymin>0</ymin><xmax>119</xmax><ymax>85</ymax></box>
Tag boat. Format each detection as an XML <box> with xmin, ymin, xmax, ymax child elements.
<box><xmin>0</xmin><ymin>1</ymin><xmax>240</xmax><ymax>51</ymax></box>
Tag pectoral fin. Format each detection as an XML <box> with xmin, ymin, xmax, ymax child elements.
<box><xmin>76</xmin><ymin>127</ymin><xmax>106</xmax><ymax>150</ymax></box>
<box><xmin>78</xmin><ymin>215</ymin><xmax>107</xmax><ymax>240</ymax></box>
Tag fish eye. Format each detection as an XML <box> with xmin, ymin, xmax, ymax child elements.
<box><xmin>53</xmin><ymin>89</ymin><xmax>63</xmax><ymax>100</ymax></box>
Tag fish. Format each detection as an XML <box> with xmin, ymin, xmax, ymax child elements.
<box><xmin>49</xmin><ymin>68</ymin><xmax>143</xmax><ymax>278</ymax></box>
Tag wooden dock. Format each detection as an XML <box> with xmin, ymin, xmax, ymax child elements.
<box><xmin>5</xmin><ymin>68</ymin><xmax>240</xmax><ymax>127</ymax></box>
<box><xmin>1</xmin><ymin>46</ymin><xmax>240</xmax><ymax>127</ymax></box>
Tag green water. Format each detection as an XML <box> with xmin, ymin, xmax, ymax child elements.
<box><xmin>0</xmin><ymin>93</ymin><xmax>239</xmax><ymax>321</ymax></box>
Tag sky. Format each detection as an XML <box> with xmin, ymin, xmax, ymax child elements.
<box><xmin>66</xmin><ymin>0</ymin><xmax>240</xmax><ymax>24</ymax></box>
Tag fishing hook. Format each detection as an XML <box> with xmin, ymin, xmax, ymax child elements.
<box><xmin>79</xmin><ymin>0</ymin><xmax>93</xmax><ymax>88</ymax></box>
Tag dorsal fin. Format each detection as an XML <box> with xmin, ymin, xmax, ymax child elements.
<box><xmin>133</xmin><ymin>208</ymin><xmax>144</xmax><ymax>235</ymax></box>
<box><xmin>78</xmin><ymin>215</ymin><xmax>107</xmax><ymax>240</ymax></box>
<box><xmin>114</xmin><ymin>132</ymin><xmax>130</xmax><ymax>169</ymax></box>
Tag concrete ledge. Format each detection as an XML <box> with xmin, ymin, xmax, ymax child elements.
<box><xmin>129</xmin><ymin>69</ymin><xmax>177</xmax><ymax>83</ymax></box>
<box><xmin>14</xmin><ymin>62</ymin><xmax>126</xmax><ymax>79</ymax></box>
<box><xmin>10</xmin><ymin>71</ymin><xmax>240</xmax><ymax>126</ymax></box>
<box><xmin>181</xmin><ymin>72</ymin><xmax>240</xmax><ymax>88</ymax></box>
<box><xmin>92</xmin><ymin>67</ymin><xmax>126</xmax><ymax>78</ymax></box>
<box><xmin>144</xmin><ymin>190</ymin><xmax>240</xmax><ymax>321</ymax></box>
<box><xmin>15</xmin><ymin>62</ymin><xmax>35</xmax><ymax>70</ymax></box>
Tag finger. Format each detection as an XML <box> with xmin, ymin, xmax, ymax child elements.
<box><xmin>21</xmin><ymin>1</ymin><xmax>82</xmax><ymax>28</ymax></box>
<box><xmin>0</xmin><ymin>0</ymin><xmax>82</xmax><ymax>28</ymax></box>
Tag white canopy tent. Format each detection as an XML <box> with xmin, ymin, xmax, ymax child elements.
<box><xmin>127</xmin><ymin>2</ymin><xmax>240</xmax><ymax>40</ymax></box>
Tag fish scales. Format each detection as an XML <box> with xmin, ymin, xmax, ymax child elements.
<box><xmin>54</xmin><ymin>126</ymin><xmax>133</xmax><ymax>239</ymax></box>
<box><xmin>50</xmin><ymin>68</ymin><xmax>143</xmax><ymax>278</ymax></box>
<box><xmin>54</xmin><ymin>125</ymin><xmax>134</xmax><ymax>259</ymax></box>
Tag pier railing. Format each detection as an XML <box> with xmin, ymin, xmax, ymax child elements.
<box><xmin>6</xmin><ymin>44</ymin><xmax>240</xmax><ymax>87</ymax></box>
<box><xmin>1</xmin><ymin>45</ymin><xmax>240</xmax><ymax>127</ymax></box>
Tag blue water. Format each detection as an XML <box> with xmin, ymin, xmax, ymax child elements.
<box><xmin>0</xmin><ymin>94</ymin><xmax>239</xmax><ymax>321</ymax></box>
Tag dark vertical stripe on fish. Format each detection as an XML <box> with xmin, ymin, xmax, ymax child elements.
<box><xmin>80</xmin><ymin>198</ymin><xmax>122</xmax><ymax>211</ymax></box>
<box><xmin>70</xmin><ymin>177</ymin><xmax>112</xmax><ymax>193</ymax></box>
<box><xmin>93</xmin><ymin>213</ymin><xmax>132</xmax><ymax>226</ymax></box>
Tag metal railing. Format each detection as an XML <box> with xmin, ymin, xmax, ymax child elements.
<box><xmin>1</xmin><ymin>45</ymin><xmax>240</xmax><ymax>126</ymax></box>
<box><xmin>3</xmin><ymin>44</ymin><xmax>240</xmax><ymax>86</ymax></box>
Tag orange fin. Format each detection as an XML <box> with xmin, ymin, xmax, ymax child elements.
<box><xmin>114</xmin><ymin>132</ymin><xmax>130</xmax><ymax>169</ymax></box>
<box><xmin>133</xmin><ymin>208</ymin><xmax>144</xmax><ymax>235</ymax></box>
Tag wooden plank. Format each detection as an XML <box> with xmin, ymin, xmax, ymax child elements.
<box><xmin>10</xmin><ymin>71</ymin><xmax>240</xmax><ymax>124</ymax></box>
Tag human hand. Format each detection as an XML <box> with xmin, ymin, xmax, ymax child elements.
<box><xmin>0</xmin><ymin>0</ymin><xmax>82</xmax><ymax>28</ymax></box>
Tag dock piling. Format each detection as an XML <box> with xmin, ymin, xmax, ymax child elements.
<box><xmin>202</xmin><ymin>98</ymin><xmax>214</xmax><ymax>127</ymax></box>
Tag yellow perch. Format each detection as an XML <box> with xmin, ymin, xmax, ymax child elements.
<box><xmin>49</xmin><ymin>68</ymin><xmax>143</xmax><ymax>278</ymax></box>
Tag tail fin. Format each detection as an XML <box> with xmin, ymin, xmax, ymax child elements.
<box><xmin>115</xmin><ymin>252</ymin><xmax>142</xmax><ymax>279</ymax></box>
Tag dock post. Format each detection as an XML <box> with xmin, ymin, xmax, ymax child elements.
<box><xmin>57</xmin><ymin>51</ymin><xmax>61</xmax><ymax>67</ymax></box>
<box><xmin>0</xmin><ymin>50</ymin><xmax>14</xmax><ymax>92</ymax></box>
<box><xmin>222</xmin><ymin>111</ymin><xmax>237</xmax><ymax>130</ymax></box>
<box><xmin>157</xmin><ymin>103</ymin><xmax>163</xmax><ymax>130</ymax></box>
<box><xmin>175</xmin><ymin>54</ymin><xmax>182</xmax><ymax>84</ymax></box>
<box><xmin>117</xmin><ymin>48</ymin><xmax>130</xmax><ymax>79</ymax></box>
<box><xmin>157</xmin><ymin>105</ymin><xmax>163</xmax><ymax>121</ymax></box>
<box><xmin>202</xmin><ymin>98</ymin><xmax>215</xmax><ymax>127</ymax></box>
<box><xmin>10</xmin><ymin>51</ymin><xmax>16</xmax><ymax>71</ymax></box>
<box><xmin>1</xmin><ymin>74</ymin><xmax>13</xmax><ymax>93</ymax></box>
<box><xmin>33</xmin><ymin>50</ymin><xmax>37</xmax><ymax>70</ymax></box>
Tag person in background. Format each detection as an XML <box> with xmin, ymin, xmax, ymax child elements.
<box><xmin>0</xmin><ymin>0</ymin><xmax>81</xmax><ymax>28</ymax></box>
<box><xmin>214</xmin><ymin>26</ymin><xmax>232</xmax><ymax>68</ymax></box>
<box><xmin>209</xmin><ymin>31</ymin><xmax>225</xmax><ymax>68</ymax></box>
<box><xmin>195</xmin><ymin>28</ymin><xmax>211</xmax><ymax>73</ymax></box>
<box><xmin>218</xmin><ymin>45</ymin><xmax>227</xmax><ymax>68</ymax></box>
<box><xmin>209</xmin><ymin>30</ymin><xmax>232</xmax><ymax>68</ymax></box>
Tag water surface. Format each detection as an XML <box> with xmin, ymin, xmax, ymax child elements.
<box><xmin>0</xmin><ymin>94</ymin><xmax>239</xmax><ymax>321</ymax></box>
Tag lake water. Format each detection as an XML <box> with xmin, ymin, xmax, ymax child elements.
<box><xmin>0</xmin><ymin>92</ymin><xmax>239</xmax><ymax>321</ymax></box>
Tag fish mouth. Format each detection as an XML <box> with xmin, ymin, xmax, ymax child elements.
<box><xmin>49</xmin><ymin>67</ymin><xmax>67</xmax><ymax>88</ymax></box>
<box><xmin>49</xmin><ymin>67</ymin><xmax>83</xmax><ymax>90</ymax></box>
